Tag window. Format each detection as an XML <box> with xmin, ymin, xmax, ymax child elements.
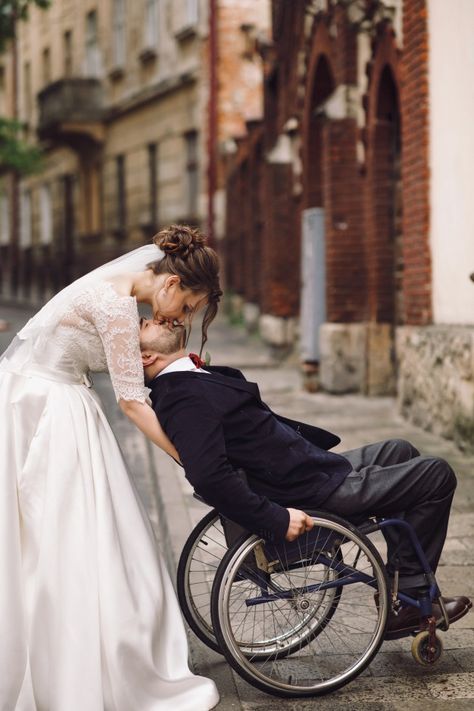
<box><xmin>20</xmin><ymin>190</ymin><xmax>32</xmax><ymax>248</ymax></box>
<box><xmin>39</xmin><ymin>184</ymin><xmax>53</xmax><ymax>245</ymax></box>
<box><xmin>185</xmin><ymin>0</ymin><xmax>199</xmax><ymax>27</ymax></box>
<box><xmin>116</xmin><ymin>154</ymin><xmax>126</xmax><ymax>236</ymax></box>
<box><xmin>64</xmin><ymin>30</ymin><xmax>73</xmax><ymax>77</ymax></box>
<box><xmin>112</xmin><ymin>0</ymin><xmax>126</xmax><ymax>68</ymax></box>
<box><xmin>0</xmin><ymin>192</ymin><xmax>9</xmax><ymax>246</ymax></box>
<box><xmin>148</xmin><ymin>143</ymin><xmax>158</xmax><ymax>229</ymax></box>
<box><xmin>185</xmin><ymin>131</ymin><xmax>198</xmax><ymax>218</ymax></box>
<box><xmin>144</xmin><ymin>0</ymin><xmax>159</xmax><ymax>49</ymax></box>
<box><xmin>85</xmin><ymin>10</ymin><xmax>101</xmax><ymax>77</ymax></box>
<box><xmin>175</xmin><ymin>0</ymin><xmax>199</xmax><ymax>39</ymax></box>
<box><xmin>42</xmin><ymin>47</ymin><xmax>51</xmax><ymax>86</ymax></box>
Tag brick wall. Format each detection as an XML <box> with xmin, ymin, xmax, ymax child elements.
<box><xmin>302</xmin><ymin>13</ymin><xmax>367</xmax><ymax>324</ymax></box>
<box><xmin>244</xmin><ymin>128</ymin><xmax>265</xmax><ymax>306</ymax></box>
<box><xmin>400</xmin><ymin>0</ymin><xmax>432</xmax><ymax>325</ymax></box>
<box><xmin>224</xmin><ymin>124</ymin><xmax>265</xmax><ymax>307</ymax></box>
<box><xmin>323</xmin><ymin>118</ymin><xmax>366</xmax><ymax>322</ymax></box>
<box><xmin>224</xmin><ymin>167</ymin><xmax>241</xmax><ymax>292</ymax></box>
<box><xmin>366</xmin><ymin>119</ymin><xmax>399</xmax><ymax>322</ymax></box>
<box><xmin>260</xmin><ymin>160</ymin><xmax>300</xmax><ymax>317</ymax></box>
<box><xmin>333</xmin><ymin>5</ymin><xmax>358</xmax><ymax>85</ymax></box>
<box><xmin>225</xmin><ymin>1</ymin><xmax>431</xmax><ymax>335</ymax></box>
<box><xmin>364</xmin><ymin>26</ymin><xmax>402</xmax><ymax>324</ymax></box>
<box><xmin>217</xmin><ymin>0</ymin><xmax>269</xmax><ymax>187</ymax></box>
<box><xmin>268</xmin><ymin>2</ymin><xmax>305</xmax><ymax>136</ymax></box>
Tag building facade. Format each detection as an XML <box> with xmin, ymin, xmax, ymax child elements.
<box><xmin>225</xmin><ymin>0</ymin><xmax>474</xmax><ymax>450</ymax></box>
<box><xmin>0</xmin><ymin>0</ymin><xmax>269</xmax><ymax>301</ymax></box>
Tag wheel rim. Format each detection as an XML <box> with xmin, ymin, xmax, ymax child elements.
<box><xmin>214</xmin><ymin>517</ymin><xmax>388</xmax><ymax>695</ymax></box>
<box><xmin>181</xmin><ymin>514</ymin><xmax>227</xmax><ymax>644</ymax></box>
<box><xmin>235</xmin><ymin>548</ymin><xmax>342</xmax><ymax>657</ymax></box>
<box><xmin>411</xmin><ymin>631</ymin><xmax>443</xmax><ymax>665</ymax></box>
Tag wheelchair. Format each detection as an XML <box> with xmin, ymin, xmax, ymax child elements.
<box><xmin>177</xmin><ymin>501</ymin><xmax>450</xmax><ymax>698</ymax></box>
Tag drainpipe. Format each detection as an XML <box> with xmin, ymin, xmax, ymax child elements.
<box><xmin>207</xmin><ymin>0</ymin><xmax>217</xmax><ymax>248</ymax></box>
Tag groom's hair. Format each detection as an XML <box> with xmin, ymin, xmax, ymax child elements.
<box><xmin>140</xmin><ymin>325</ymin><xmax>186</xmax><ymax>356</ymax></box>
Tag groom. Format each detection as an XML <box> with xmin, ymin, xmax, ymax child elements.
<box><xmin>139</xmin><ymin>318</ymin><xmax>471</xmax><ymax>636</ymax></box>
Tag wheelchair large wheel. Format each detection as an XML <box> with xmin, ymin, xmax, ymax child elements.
<box><xmin>177</xmin><ymin>509</ymin><xmax>226</xmax><ymax>654</ymax></box>
<box><xmin>211</xmin><ymin>511</ymin><xmax>389</xmax><ymax>698</ymax></box>
<box><xmin>177</xmin><ymin>509</ymin><xmax>342</xmax><ymax>660</ymax></box>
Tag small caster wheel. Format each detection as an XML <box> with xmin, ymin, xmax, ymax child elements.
<box><xmin>411</xmin><ymin>629</ymin><xmax>443</xmax><ymax>665</ymax></box>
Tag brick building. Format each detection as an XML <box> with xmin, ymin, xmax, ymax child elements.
<box><xmin>224</xmin><ymin>0</ymin><xmax>474</xmax><ymax>450</ymax></box>
<box><xmin>0</xmin><ymin>0</ymin><xmax>269</xmax><ymax>301</ymax></box>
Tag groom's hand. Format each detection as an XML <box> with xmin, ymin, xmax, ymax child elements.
<box><xmin>285</xmin><ymin>508</ymin><xmax>314</xmax><ymax>541</ymax></box>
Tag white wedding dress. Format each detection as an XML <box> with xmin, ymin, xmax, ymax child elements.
<box><xmin>0</xmin><ymin>280</ymin><xmax>219</xmax><ymax>711</ymax></box>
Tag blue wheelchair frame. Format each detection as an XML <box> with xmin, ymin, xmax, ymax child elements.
<box><xmin>240</xmin><ymin>515</ymin><xmax>449</xmax><ymax>632</ymax></box>
<box><xmin>179</xmin><ymin>499</ymin><xmax>454</xmax><ymax>697</ymax></box>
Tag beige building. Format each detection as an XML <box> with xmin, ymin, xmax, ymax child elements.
<box><xmin>0</xmin><ymin>0</ymin><xmax>269</xmax><ymax>301</ymax></box>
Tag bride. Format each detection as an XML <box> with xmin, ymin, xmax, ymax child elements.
<box><xmin>0</xmin><ymin>225</ymin><xmax>222</xmax><ymax>711</ymax></box>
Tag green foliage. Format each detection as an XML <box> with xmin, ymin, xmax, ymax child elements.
<box><xmin>0</xmin><ymin>117</ymin><xmax>42</xmax><ymax>174</ymax></box>
<box><xmin>0</xmin><ymin>2</ymin><xmax>50</xmax><ymax>174</ymax></box>
<box><xmin>0</xmin><ymin>1</ymin><xmax>50</xmax><ymax>52</ymax></box>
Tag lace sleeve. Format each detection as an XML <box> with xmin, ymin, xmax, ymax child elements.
<box><xmin>79</xmin><ymin>284</ymin><xmax>147</xmax><ymax>403</ymax></box>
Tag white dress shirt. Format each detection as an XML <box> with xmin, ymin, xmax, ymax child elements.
<box><xmin>157</xmin><ymin>355</ymin><xmax>210</xmax><ymax>377</ymax></box>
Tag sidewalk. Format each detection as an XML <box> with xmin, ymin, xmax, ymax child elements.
<box><xmin>151</xmin><ymin>314</ymin><xmax>474</xmax><ymax>711</ymax></box>
<box><xmin>2</xmin><ymin>303</ymin><xmax>473</xmax><ymax>709</ymax></box>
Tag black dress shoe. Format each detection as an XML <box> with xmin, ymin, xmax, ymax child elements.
<box><xmin>385</xmin><ymin>595</ymin><xmax>472</xmax><ymax>640</ymax></box>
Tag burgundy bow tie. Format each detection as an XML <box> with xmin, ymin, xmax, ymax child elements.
<box><xmin>189</xmin><ymin>353</ymin><xmax>206</xmax><ymax>368</ymax></box>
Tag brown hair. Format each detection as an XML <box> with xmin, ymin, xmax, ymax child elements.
<box><xmin>149</xmin><ymin>224</ymin><xmax>222</xmax><ymax>353</ymax></box>
<box><xmin>141</xmin><ymin>324</ymin><xmax>186</xmax><ymax>356</ymax></box>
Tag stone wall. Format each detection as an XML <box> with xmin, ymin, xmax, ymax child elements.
<box><xmin>397</xmin><ymin>326</ymin><xmax>474</xmax><ymax>453</ymax></box>
<box><xmin>319</xmin><ymin>322</ymin><xmax>396</xmax><ymax>396</ymax></box>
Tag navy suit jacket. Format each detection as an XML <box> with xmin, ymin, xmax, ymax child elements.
<box><xmin>149</xmin><ymin>365</ymin><xmax>351</xmax><ymax>542</ymax></box>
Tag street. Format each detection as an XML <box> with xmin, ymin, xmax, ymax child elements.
<box><xmin>1</xmin><ymin>302</ymin><xmax>473</xmax><ymax>710</ymax></box>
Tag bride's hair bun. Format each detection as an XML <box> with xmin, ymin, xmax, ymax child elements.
<box><xmin>149</xmin><ymin>223</ymin><xmax>221</xmax><ymax>354</ymax></box>
<box><xmin>154</xmin><ymin>224</ymin><xmax>206</xmax><ymax>259</ymax></box>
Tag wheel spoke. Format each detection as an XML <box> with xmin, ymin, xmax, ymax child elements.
<box><xmin>212</xmin><ymin>515</ymin><xmax>389</xmax><ymax>696</ymax></box>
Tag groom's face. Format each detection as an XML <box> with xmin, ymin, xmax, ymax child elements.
<box><xmin>139</xmin><ymin>318</ymin><xmax>185</xmax><ymax>355</ymax></box>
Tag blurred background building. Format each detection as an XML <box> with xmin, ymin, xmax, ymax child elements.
<box><xmin>225</xmin><ymin>0</ymin><xmax>474</xmax><ymax>451</ymax></box>
<box><xmin>1</xmin><ymin>0</ymin><xmax>473</xmax><ymax>451</ymax></box>
<box><xmin>0</xmin><ymin>0</ymin><xmax>269</xmax><ymax>295</ymax></box>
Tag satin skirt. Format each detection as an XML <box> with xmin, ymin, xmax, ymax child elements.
<box><xmin>0</xmin><ymin>371</ymin><xmax>219</xmax><ymax>711</ymax></box>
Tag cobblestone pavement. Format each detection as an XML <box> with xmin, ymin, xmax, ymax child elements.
<box><xmin>1</xmin><ymin>303</ymin><xmax>473</xmax><ymax>710</ymax></box>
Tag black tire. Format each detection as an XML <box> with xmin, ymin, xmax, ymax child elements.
<box><xmin>177</xmin><ymin>510</ymin><xmax>226</xmax><ymax>654</ymax></box>
<box><xmin>411</xmin><ymin>630</ymin><xmax>443</xmax><ymax>665</ymax></box>
<box><xmin>176</xmin><ymin>507</ymin><xmax>340</xmax><ymax>661</ymax></box>
<box><xmin>211</xmin><ymin>511</ymin><xmax>389</xmax><ymax>698</ymax></box>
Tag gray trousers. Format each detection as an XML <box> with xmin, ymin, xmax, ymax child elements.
<box><xmin>321</xmin><ymin>439</ymin><xmax>457</xmax><ymax>590</ymax></box>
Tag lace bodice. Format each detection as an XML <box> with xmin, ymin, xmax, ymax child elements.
<box><xmin>32</xmin><ymin>282</ymin><xmax>147</xmax><ymax>402</ymax></box>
